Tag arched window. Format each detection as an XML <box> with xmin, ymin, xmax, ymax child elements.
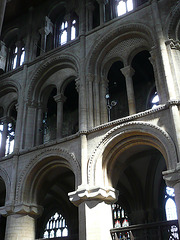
<box><xmin>112</xmin><ymin>204</ymin><xmax>129</xmax><ymax>228</ymax></box>
<box><xmin>117</xmin><ymin>0</ymin><xmax>133</xmax><ymax>16</ymax></box>
<box><xmin>165</xmin><ymin>187</ymin><xmax>177</xmax><ymax>221</ymax></box>
<box><xmin>60</xmin><ymin>21</ymin><xmax>68</xmax><ymax>45</ymax></box>
<box><xmin>8</xmin><ymin>43</ymin><xmax>25</xmax><ymax>70</ymax></box>
<box><xmin>43</xmin><ymin>212</ymin><xmax>68</xmax><ymax>239</ymax></box>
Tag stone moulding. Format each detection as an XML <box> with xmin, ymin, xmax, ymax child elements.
<box><xmin>87</xmin><ymin>121</ymin><xmax>177</xmax><ymax>185</ymax></box>
<box><xmin>0</xmin><ymin>167</ymin><xmax>11</xmax><ymax>204</ymax></box>
<box><xmin>87</xmin><ymin>23</ymin><xmax>156</xmax><ymax>73</ymax></box>
<box><xmin>0</xmin><ymin>203</ymin><xmax>43</xmax><ymax>217</ymax></box>
<box><xmin>15</xmin><ymin>147</ymin><xmax>81</xmax><ymax>204</ymax></box>
<box><xmin>68</xmin><ymin>186</ymin><xmax>118</xmax><ymax>206</ymax></box>
<box><xmin>27</xmin><ymin>53</ymin><xmax>80</xmax><ymax>100</ymax></box>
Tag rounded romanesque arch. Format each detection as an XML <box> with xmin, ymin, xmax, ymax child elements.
<box><xmin>16</xmin><ymin>147</ymin><xmax>80</xmax><ymax>204</ymax></box>
<box><xmin>27</xmin><ymin>53</ymin><xmax>80</xmax><ymax>102</ymax></box>
<box><xmin>165</xmin><ymin>2</ymin><xmax>180</xmax><ymax>41</ymax></box>
<box><xmin>86</xmin><ymin>23</ymin><xmax>156</xmax><ymax>75</ymax></box>
<box><xmin>0</xmin><ymin>167</ymin><xmax>11</xmax><ymax>205</ymax></box>
<box><xmin>88</xmin><ymin>121</ymin><xmax>177</xmax><ymax>186</ymax></box>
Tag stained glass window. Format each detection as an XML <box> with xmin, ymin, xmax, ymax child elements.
<box><xmin>112</xmin><ymin>204</ymin><xmax>129</xmax><ymax>228</ymax></box>
<box><xmin>43</xmin><ymin>212</ymin><xmax>68</xmax><ymax>239</ymax></box>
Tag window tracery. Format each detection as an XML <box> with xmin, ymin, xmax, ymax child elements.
<box><xmin>165</xmin><ymin>187</ymin><xmax>177</xmax><ymax>221</ymax></box>
<box><xmin>43</xmin><ymin>212</ymin><xmax>68</xmax><ymax>239</ymax></box>
<box><xmin>112</xmin><ymin>203</ymin><xmax>129</xmax><ymax>228</ymax></box>
<box><xmin>8</xmin><ymin>43</ymin><xmax>25</xmax><ymax>71</ymax></box>
<box><xmin>117</xmin><ymin>0</ymin><xmax>133</xmax><ymax>16</ymax></box>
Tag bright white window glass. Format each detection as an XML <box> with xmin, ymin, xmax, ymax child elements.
<box><xmin>60</xmin><ymin>21</ymin><xmax>68</xmax><ymax>45</ymax></box>
<box><xmin>117</xmin><ymin>1</ymin><xmax>126</xmax><ymax>16</ymax></box>
<box><xmin>166</xmin><ymin>198</ymin><xmax>177</xmax><ymax>220</ymax></box>
<box><xmin>71</xmin><ymin>26</ymin><xmax>76</xmax><ymax>40</ymax></box>
<box><xmin>151</xmin><ymin>92</ymin><xmax>159</xmax><ymax>109</ymax></box>
<box><xmin>127</xmin><ymin>0</ymin><xmax>133</xmax><ymax>11</ymax></box>
<box><xmin>165</xmin><ymin>187</ymin><xmax>177</xmax><ymax>221</ymax></box>
<box><xmin>20</xmin><ymin>48</ymin><xmax>25</xmax><ymax>66</ymax></box>
<box><xmin>62</xmin><ymin>228</ymin><xmax>68</xmax><ymax>237</ymax></box>
<box><xmin>43</xmin><ymin>231</ymin><xmax>48</xmax><ymax>238</ymax></box>
<box><xmin>56</xmin><ymin>229</ymin><xmax>61</xmax><ymax>237</ymax></box>
<box><xmin>13</xmin><ymin>55</ymin><xmax>17</xmax><ymax>69</ymax></box>
<box><xmin>50</xmin><ymin>230</ymin><xmax>54</xmax><ymax>238</ymax></box>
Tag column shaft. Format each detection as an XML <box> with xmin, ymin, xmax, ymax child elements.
<box><xmin>79</xmin><ymin>200</ymin><xmax>113</xmax><ymax>240</ymax></box>
<box><xmin>0</xmin><ymin>121</ymin><xmax>8</xmax><ymax>157</ymax></box>
<box><xmin>5</xmin><ymin>214</ymin><xmax>35</xmax><ymax>240</ymax></box>
<box><xmin>0</xmin><ymin>0</ymin><xmax>6</xmax><ymax>36</ymax></box>
<box><xmin>121</xmin><ymin>66</ymin><xmax>136</xmax><ymax>115</ymax></box>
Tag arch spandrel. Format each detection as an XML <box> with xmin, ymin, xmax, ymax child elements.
<box><xmin>16</xmin><ymin>147</ymin><xmax>81</xmax><ymax>204</ymax></box>
<box><xmin>88</xmin><ymin>121</ymin><xmax>177</xmax><ymax>186</ymax></box>
<box><xmin>86</xmin><ymin>23</ymin><xmax>156</xmax><ymax>75</ymax></box>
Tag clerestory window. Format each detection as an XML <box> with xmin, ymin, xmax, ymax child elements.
<box><xmin>9</xmin><ymin>44</ymin><xmax>25</xmax><ymax>70</ymax></box>
<box><xmin>117</xmin><ymin>0</ymin><xmax>133</xmax><ymax>16</ymax></box>
<box><xmin>43</xmin><ymin>212</ymin><xmax>68</xmax><ymax>238</ymax></box>
<box><xmin>60</xmin><ymin>21</ymin><xmax>68</xmax><ymax>45</ymax></box>
<box><xmin>56</xmin><ymin>14</ymin><xmax>78</xmax><ymax>47</ymax></box>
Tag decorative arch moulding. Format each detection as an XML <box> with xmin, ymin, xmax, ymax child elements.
<box><xmin>87</xmin><ymin>121</ymin><xmax>178</xmax><ymax>185</ymax></box>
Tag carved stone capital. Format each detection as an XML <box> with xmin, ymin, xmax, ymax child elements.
<box><xmin>165</xmin><ymin>39</ymin><xmax>180</xmax><ymax>51</ymax></box>
<box><xmin>68</xmin><ymin>185</ymin><xmax>118</xmax><ymax>206</ymax></box>
<box><xmin>0</xmin><ymin>204</ymin><xmax>43</xmax><ymax>218</ymax></box>
<box><xmin>163</xmin><ymin>163</ymin><xmax>180</xmax><ymax>187</ymax></box>
<box><xmin>75</xmin><ymin>78</ymin><xmax>80</xmax><ymax>92</ymax></box>
<box><xmin>53</xmin><ymin>93</ymin><xmax>66</xmax><ymax>103</ymax></box>
<box><xmin>120</xmin><ymin>66</ymin><xmax>135</xmax><ymax>78</ymax></box>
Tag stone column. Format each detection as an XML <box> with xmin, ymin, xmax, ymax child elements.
<box><xmin>0</xmin><ymin>117</ymin><xmax>9</xmax><ymax>157</ymax></box>
<box><xmin>121</xmin><ymin>66</ymin><xmax>136</xmax><ymax>115</ymax></box>
<box><xmin>54</xmin><ymin>93</ymin><xmax>66</xmax><ymax>139</ymax></box>
<box><xmin>24</xmin><ymin>101</ymin><xmax>37</xmax><ymax>148</ymax></box>
<box><xmin>69</xmin><ymin>186</ymin><xmax>118</xmax><ymax>240</ymax></box>
<box><xmin>94</xmin><ymin>77</ymin><xmax>101</xmax><ymax>126</ymax></box>
<box><xmin>97</xmin><ymin>0</ymin><xmax>106</xmax><ymax>25</ymax></box>
<box><xmin>0</xmin><ymin>41</ymin><xmax>7</xmax><ymax>71</ymax></box>
<box><xmin>0</xmin><ymin>204</ymin><xmax>42</xmax><ymax>240</ymax></box>
<box><xmin>0</xmin><ymin>0</ymin><xmax>7</xmax><ymax>36</ymax></box>
<box><xmin>36</xmin><ymin>103</ymin><xmax>44</xmax><ymax>146</ymax></box>
<box><xmin>149</xmin><ymin>47</ymin><xmax>166</xmax><ymax>103</ymax></box>
<box><xmin>64</xmin><ymin>14</ymin><xmax>71</xmax><ymax>42</ymax></box>
<box><xmin>87</xmin><ymin>74</ymin><xmax>94</xmax><ymax>129</ymax></box>
<box><xmin>86</xmin><ymin>1</ymin><xmax>94</xmax><ymax>31</ymax></box>
<box><xmin>163</xmin><ymin>167</ymin><xmax>180</xmax><ymax>229</ymax></box>
<box><xmin>100</xmin><ymin>76</ymin><xmax>108</xmax><ymax>124</ymax></box>
<box><xmin>39</xmin><ymin>28</ymin><xmax>48</xmax><ymax>54</ymax></box>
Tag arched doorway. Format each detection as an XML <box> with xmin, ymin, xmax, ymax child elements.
<box><xmin>0</xmin><ymin>177</ymin><xmax>6</xmax><ymax>240</ymax></box>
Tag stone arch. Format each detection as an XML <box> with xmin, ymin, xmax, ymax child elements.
<box><xmin>0</xmin><ymin>78</ymin><xmax>21</xmax><ymax>97</ymax></box>
<box><xmin>88</xmin><ymin>121</ymin><xmax>177</xmax><ymax>186</ymax></box>
<box><xmin>165</xmin><ymin>2</ymin><xmax>180</xmax><ymax>40</ymax></box>
<box><xmin>87</xmin><ymin>23</ymin><xmax>156</xmax><ymax>75</ymax></box>
<box><xmin>27</xmin><ymin>53</ymin><xmax>80</xmax><ymax>101</ymax></box>
<box><xmin>0</xmin><ymin>79</ymin><xmax>20</xmax><ymax>115</ymax></box>
<box><xmin>0</xmin><ymin>167</ymin><xmax>11</xmax><ymax>205</ymax></box>
<box><xmin>16</xmin><ymin>147</ymin><xmax>81</xmax><ymax>204</ymax></box>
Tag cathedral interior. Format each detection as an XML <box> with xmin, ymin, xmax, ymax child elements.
<box><xmin>0</xmin><ymin>0</ymin><xmax>180</xmax><ymax>239</ymax></box>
